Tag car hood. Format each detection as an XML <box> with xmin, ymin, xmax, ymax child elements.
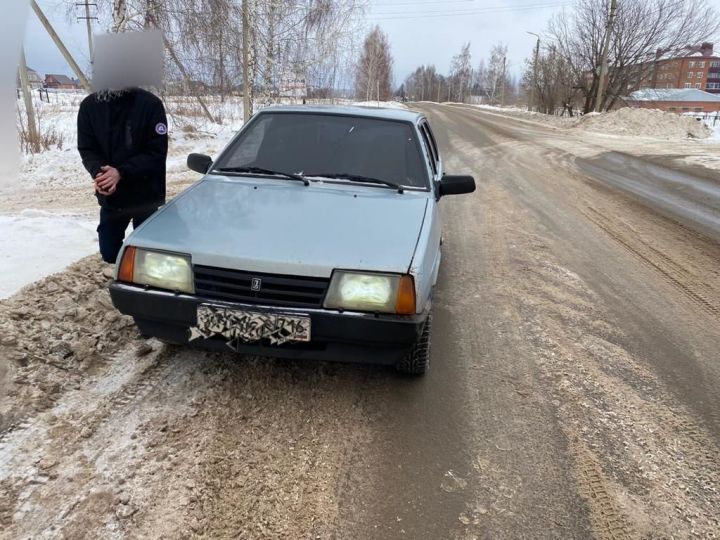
<box><xmin>128</xmin><ymin>176</ymin><xmax>429</xmax><ymax>277</ymax></box>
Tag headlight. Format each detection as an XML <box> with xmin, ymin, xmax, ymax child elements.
<box><xmin>117</xmin><ymin>246</ymin><xmax>194</xmax><ymax>293</ymax></box>
<box><xmin>324</xmin><ymin>271</ymin><xmax>416</xmax><ymax>315</ymax></box>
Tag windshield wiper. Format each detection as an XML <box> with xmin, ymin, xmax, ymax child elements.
<box><xmin>215</xmin><ymin>166</ymin><xmax>309</xmax><ymax>185</ymax></box>
<box><xmin>304</xmin><ymin>173</ymin><xmax>404</xmax><ymax>193</ymax></box>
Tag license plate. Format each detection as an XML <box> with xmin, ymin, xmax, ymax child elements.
<box><xmin>193</xmin><ymin>304</ymin><xmax>311</xmax><ymax>346</ymax></box>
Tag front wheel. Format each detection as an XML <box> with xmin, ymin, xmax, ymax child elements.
<box><xmin>395</xmin><ymin>313</ymin><xmax>432</xmax><ymax>375</ymax></box>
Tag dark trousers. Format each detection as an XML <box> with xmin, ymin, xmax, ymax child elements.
<box><xmin>97</xmin><ymin>206</ymin><xmax>157</xmax><ymax>263</ymax></box>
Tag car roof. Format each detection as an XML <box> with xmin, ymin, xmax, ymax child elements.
<box><xmin>254</xmin><ymin>104</ymin><xmax>425</xmax><ymax>123</ymax></box>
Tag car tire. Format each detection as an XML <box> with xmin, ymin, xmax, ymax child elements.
<box><xmin>396</xmin><ymin>313</ymin><xmax>432</xmax><ymax>375</ymax></box>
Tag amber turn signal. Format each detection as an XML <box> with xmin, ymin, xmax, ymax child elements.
<box><xmin>395</xmin><ymin>274</ymin><xmax>416</xmax><ymax>315</ymax></box>
<box><xmin>117</xmin><ymin>246</ymin><xmax>136</xmax><ymax>283</ymax></box>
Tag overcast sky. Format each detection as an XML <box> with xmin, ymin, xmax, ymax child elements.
<box><xmin>24</xmin><ymin>0</ymin><xmax>567</xmax><ymax>84</ymax></box>
<box><xmin>366</xmin><ymin>0</ymin><xmax>567</xmax><ymax>82</ymax></box>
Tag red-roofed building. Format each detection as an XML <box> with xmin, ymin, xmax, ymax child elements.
<box><xmin>44</xmin><ymin>74</ymin><xmax>80</xmax><ymax>90</ymax></box>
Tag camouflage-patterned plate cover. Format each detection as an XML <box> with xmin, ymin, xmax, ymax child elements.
<box><xmin>190</xmin><ymin>305</ymin><xmax>311</xmax><ymax>347</ymax></box>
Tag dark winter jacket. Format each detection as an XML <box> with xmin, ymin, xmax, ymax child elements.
<box><xmin>77</xmin><ymin>88</ymin><xmax>168</xmax><ymax>211</ymax></box>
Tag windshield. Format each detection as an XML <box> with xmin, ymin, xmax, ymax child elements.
<box><xmin>212</xmin><ymin>112</ymin><xmax>429</xmax><ymax>189</ymax></box>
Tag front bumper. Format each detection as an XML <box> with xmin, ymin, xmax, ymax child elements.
<box><xmin>109</xmin><ymin>282</ymin><xmax>429</xmax><ymax>365</ymax></box>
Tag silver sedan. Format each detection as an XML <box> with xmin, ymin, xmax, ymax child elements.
<box><xmin>109</xmin><ymin>105</ymin><xmax>475</xmax><ymax>374</ymax></box>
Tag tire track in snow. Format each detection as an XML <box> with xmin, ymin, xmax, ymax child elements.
<box><xmin>582</xmin><ymin>206</ymin><xmax>720</xmax><ymax>321</ymax></box>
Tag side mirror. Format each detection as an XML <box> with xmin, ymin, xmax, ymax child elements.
<box><xmin>187</xmin><ymin>153</ymin><xmax>212</xmax><ymax>174</ymax></box>
<box><xmin>439</xmin><ymin>175</ymin><xmax>476</xmax><ymax>197</ymax></box>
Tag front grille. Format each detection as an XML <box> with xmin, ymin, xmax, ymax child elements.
<box><xmin>194</xmin><ymin>265</ymin><xmax>330</xmax><ymax>308</ymax></box>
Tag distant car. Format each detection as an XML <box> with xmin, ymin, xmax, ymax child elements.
<box><xmin>109</xmin><ymin>106</ymin><xmax>475</xmax><ymax>374</ymax></box>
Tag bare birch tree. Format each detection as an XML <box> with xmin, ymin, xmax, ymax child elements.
<box><xmin>355</xmin><ymin>25</ymin><xmax>393</xmax><ymax>101</ymax></box>
<box><xmin>482</xmin><ymin>43</ymin><xmax>508</xmax><ymax>104</ymax></box>
<box><xmin>448</xmin><ymin>42</ymin><xmax>472</xmax><ymax>102</ymax></box>
<box><xmin>548</xmin><ymin>0</ymin><xmax>720</xmax><ymax>113</ymax></box>
<box><xmin>95</xmin><ymin>0</ymin><xmax>366</xmax><ymax>105</ymax></box>
<box><xmin>403</xmin><ymin>65</ymin><xmax>444</xmax><ymax>102</ymax></box>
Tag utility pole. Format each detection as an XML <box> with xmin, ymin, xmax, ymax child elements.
<box><xmin>594</xmin><ymin>0</ymin><xmax>618</xmax><ymax>112</ymax></box>
<box><xmin>527</xmin><ymin>32</ymin><xmax>540</xmax><ymax>112</ymax></box>
<box><xmin>77</xmin><ymin>0</ymin><xmax>96</xmax><ymax>60</ymax></box>
<box><xmin>18</xmin><ymin>47</ymin><xmax>40</xmax><ymax>153</ymax></box>
<box><xmin>500</xmin><ymin>56</ymin><xmax>507</xmax><ymax>106</ymax></box>
<box><xmin>242</xmin><ymin>0</ymin><xmax>251</xmax><ymax>122</ymax></box>
<box><xmin>465</xmin><ymin>67</ymin><xmax>473</xmax><ymax>104</ymax></box>
<box><xmin>30</xmin><ymin>0</ymin><xmax>91</xmax><ymax>90</ymax></box>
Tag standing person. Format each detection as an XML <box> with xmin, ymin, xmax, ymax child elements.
<box><xmin>77</xmin><ymin>87</ymin><xmax>168</xmax><ymax>263</ymax></box>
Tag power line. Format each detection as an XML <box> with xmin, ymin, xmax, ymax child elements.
<box><xmin>372</xmin><ymin>1</ymin><xmax>567</xmax><ymax>16</ymax></box>
<box><xmin>370</xmin><ymin>2</ymin><xmax>568</xmax><ymax>20</ymax></box>
<box><xmin>371</xmin><ymin>0</ymin><xmax>475</xmax><ymax>5</ymax></box>
<box><xmin>373</xmin><ymin>0</ymin><xmax>563</xmax><ymax>11</ymax></box>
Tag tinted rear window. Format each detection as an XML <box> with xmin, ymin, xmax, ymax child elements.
<box><xmin>214</xmin><ymin>112</ymin><xmax>429</xmax><ymax>189</ymax></box>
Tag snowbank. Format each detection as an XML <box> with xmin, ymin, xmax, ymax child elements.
<box><xmin>0</xmin><ymin>210</ymin><xmax>98</xmax><ymax>299</ymax></box>
<box><xmin>352</xmin><ymin>100</ymin><xmax>407</xmax><ymax>109</ymax></box>
<box><xmin>573</xmin><ymin>107</ymin><xmax>711</xmax><ymax>139</ymax></box>
<box><xmin>465</xmin><ymin>103</ymin><xmax>713</xmax><ymax>140</ymax></box>
<box><xmin>704</xmin><ymin>119</ymin><xmax>720</xmax><ymax>140</ymax></box>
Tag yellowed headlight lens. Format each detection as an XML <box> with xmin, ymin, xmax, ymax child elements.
<box><xmin>133</xmin><ymin>249</ymin><xmax>194</xmax><ymax>293</ymax></box>
<box><xmin>324</xmin><ymin>271</ymin><xmax>404</xmax><ymax>313</ymax></box>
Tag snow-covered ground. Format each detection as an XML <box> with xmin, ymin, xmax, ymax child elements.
<box><xmin>451</xmin><ymin>101</ymin><xmax>720</xmax><ymax>174</ymax></box>
<box><xmin>707</xmin><ymin>120</ymin><xmax>720</xmax><ymax>140</ymax></box>
<box><xmin>352</xmin><ymin>100</ymin><xmax>407</xmax><ymax>109</ymax></box>
<box><xmin>465</xmin><ymin>103</ymin><xmax>714</xmax><ymax>139</ymax></box>
<box><xmin>0</xmin><ymin>210</ymin><xmax>97</xmax><ymax>298</ymax></box>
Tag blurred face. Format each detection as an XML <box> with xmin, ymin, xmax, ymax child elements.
<box><xmin>92</xmin><ymin>30</ymin><xmax>164</xmax><ymax>93</ymax></box>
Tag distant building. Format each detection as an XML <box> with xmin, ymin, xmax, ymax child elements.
<box><xmin>44</xmin><ymin>74</ymin><xmax>80</xmax><ymax>90</ymax></box>
<box><xmin>621</xmin><ymin>42</ymin><xmax>720</xmax><ymax>95</ymax></box>
<box><xmin>644</xmin><ymin>43</ymin><xmax>720</xmax><ymax>94</ymax></box>
<box><xmin>627</xmin><ymin>88</ymin><xmax>720</xmax><ymax>113</ymax></box>
<box><xmin>586</xmin><ymin>42</ymin><xmax>720</xmax><ymax>105</ymax></box>
<box><xmin>16</xmin><ymin>67</ymin><xmax>43</xmax><ymax>90</ymax></box>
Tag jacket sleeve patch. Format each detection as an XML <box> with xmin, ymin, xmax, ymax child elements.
<box><xmin>155</xmin><ymin>122</ymin><xmax>168</xmax><ymax>135</ymax></box>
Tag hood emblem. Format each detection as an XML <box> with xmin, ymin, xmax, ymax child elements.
<box><xmin>251</xmin><ymin>277</ymin><xmax>262</xmax><ymax>291</ymax></box>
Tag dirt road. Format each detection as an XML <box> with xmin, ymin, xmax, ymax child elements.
<box><xmin>2</xmin><ymin>104</ymin><xmax>719</xmax><ymax>539</ymax></box>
